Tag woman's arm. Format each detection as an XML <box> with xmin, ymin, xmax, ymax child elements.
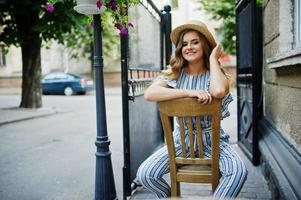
<box><xmin>144</xmin><ymin>78</ymin><xmax>212</xmax><ymax>103</ymax></box>
<box><xmin>209</xmin><ymin>44</ymin><xmax>230</xmax><ymax>98</ymax></box>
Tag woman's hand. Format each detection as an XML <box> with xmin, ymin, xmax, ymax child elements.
<box><xmin>187</xmin><ymin>90</ymin><xmax>212</xmax><ymax>104</ymax></box>
<box><xmin>209</xmin><ymin>43</ymin><xmax>222</xmax><ymax>61</ymax></box>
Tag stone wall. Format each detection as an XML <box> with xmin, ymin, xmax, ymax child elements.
<box><xmin>263</xmin><ymin>0</ymin><xmax>301</xmax><ymax>149</ymax></box>
<box><xmin>259</xmin><ymin>0</ymin><xmax>301</xmax><ymax>199</ymax></box>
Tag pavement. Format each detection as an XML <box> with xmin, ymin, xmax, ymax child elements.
<box><xmin>0</xmin><ymin>88</ymin><xmax>58</xmax><ymax>126</ymax></box>
<box><xmin>0</xmin><ymin>87</ymin><xmax>272</xmax><ymax>199</ymax></box>
<box><xmin>0</xmin><ymin>106</ymin><xmax>61</xmax><ymax>126</ymax></box>
<box><xmin>0</xmin><ymin>87</ymin><xmax>121</xmax><ymax>126</ymax></box>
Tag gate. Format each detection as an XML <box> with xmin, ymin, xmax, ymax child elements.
<box><xmin>121</xmin><ymin>1</ymin><xmax>172</xmax><ymax>199</ymax></box>
<box><xmin>236</xmin><ymin>0</ymin><xmax>263</xmax><ymax>165</ymax></box>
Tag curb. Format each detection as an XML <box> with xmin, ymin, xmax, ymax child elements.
<box><xmin>0</xmin><ymin>107</ymin><xmax>61</xmax><ymax>126</ymax></box>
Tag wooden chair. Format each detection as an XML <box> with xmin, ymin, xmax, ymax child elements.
<box><xmin>158</xmin><ymin>98</ymin><xmax>222</xmax><ymax>197</ymax></box>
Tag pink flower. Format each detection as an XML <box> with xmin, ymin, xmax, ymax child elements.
<box><xmin>120</xmin><ymin>28</ymin><xmax>128</xmax><ymax>36</ymax></box>
<box><xmin>114</xmin><ymin>23</ymin><xmax>122</xmax><ymax>30</ymax></box>
<box><xmin>45</xmin><ymin>2</ymin><xmax>55</xmax><ymax>13</ymax></box>
<box><xmin>108</xmin><ymin>0</ymin><xmax>117</xmax><ymax>11</ymax></box>
<box><xmin>88</xmin><ymin>21</ymin><xmax>94</xmax><ymax>29</ymax></box>
<box><xmin>128</xmin><ymin>22</ymin><xmax>134</xmax><ymax>28</ymax></box>
<box><xmin>96</xmin><ymin>0</ymin><xmax>103</xmax><ymax>9</ymax></box>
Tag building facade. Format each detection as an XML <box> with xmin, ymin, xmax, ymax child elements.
<box><xmin>0</xmin><ymin>41</ymin><xmax>94</xmax><ymax>87</ymax></box>
<box><xmin>259</xmin><ymin>0</ymin><xmax>301</xmax><ymax>199</ymax></box>
<box><xmin>0</xmin><ymin>38</ymin><xmax>120</xmax><ymax>88</ymax></box>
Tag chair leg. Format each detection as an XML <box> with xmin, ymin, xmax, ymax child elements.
<box><xmin>171</xmin><ymin>181</ymin><xmax>181</xmax><ymax>197</ymax></box>
<box><xmin>171</xmin><ymin>180</ymin><xmax>177</xmax><ymax>196</ymax></box>
<box><xmin>212</xmin><ymin>179</ymin><xmax>219</xmax><ymax>193</ymax></box>
<box><xmin>176</xmin><ymin>182</ymin><xmax>181</xmax><ymax>196</ymax></box>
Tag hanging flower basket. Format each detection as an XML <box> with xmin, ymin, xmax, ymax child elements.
<box><xmin>46</xmin><ymin>0</ymin><xmax>137</xmax><ymax>36</ymax></box>
<box><xmin>74</xmin><ymin>0</ymin><xmax>107</xmax><ymax>14</ymax></box>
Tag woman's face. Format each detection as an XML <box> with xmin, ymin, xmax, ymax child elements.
<box><xmin>181</xmin><ymin>30</ymin><xmax>204</xmax><ymax>64</ymax></box>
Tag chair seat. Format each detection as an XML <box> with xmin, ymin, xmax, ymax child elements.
<box><xmin>178</xmin><ymin>164</ymin><xmax>212</xmax><ymax>173</ymax></box>
<box><xmin>177</xmin><ymin>165</ymin><xmax>212</xmax><ymax>183</ymax></box>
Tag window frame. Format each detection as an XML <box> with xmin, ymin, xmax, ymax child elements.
<box><xmin>0</xmin><ymin>44</ymin><xmax>6</xmax><ymax>67</ymax></box>
<box><xmin>266</xmin><ymin>0</ymin><xmax>301</xmax><ymax>68</ymax></box>
<box><xmin>294</xmin><ymin>0</ymin><xmax>301</xmax><ymax>47</ymax></box>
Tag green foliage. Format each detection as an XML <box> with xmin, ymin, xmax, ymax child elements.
<box><xmin>171</xmin><ymin>0</ymin><xmax>178</xmax><ymax>8</ymax></box>
<box><xmin>0</xmin><ymin>0</ymin><xmax>125</xmax><ymax>59</ymax></box>
<box><xmin>0</xmin><ymin>1</ymin><xmax>81</xmax><ymax>46</ymax></box>
<box><xmin>57</xmin><ymin>11</ymin><xmax>120</xmax><ymax>59</ymax></box>
<box><xmin>256</xmin><ymin>0</ymin><xmax>263</xmax><ymax>6</ymax></box>
<box><xmin>198</xmin><ymin>0</ymin><xmax>236</xmax><ymax>55</ymax></box>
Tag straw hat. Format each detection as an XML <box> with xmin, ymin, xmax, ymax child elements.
<box><xmin>170</xmin><ymin>20</ymin><xmax>217</xmax><ymax>48</ymax></box>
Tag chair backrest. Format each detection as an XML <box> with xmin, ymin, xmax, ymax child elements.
<box><xmin>158</xmin><ymin>98</ymin><xmax>222</xmax><ymax>190</ymax></box>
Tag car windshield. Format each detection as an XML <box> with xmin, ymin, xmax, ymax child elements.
<box><xmin>43</xmin><ymin>73</ymin><xmax>78</xmax><ymax>80</ymax></box>
<box><xmin>68</xmin><ymin>73</ymin><xmax>81</xmax><ymax>79</ymax></box>
<box><xmin>43</xmin><ymin>73</ymin><xmax>58</xmax><ymax>80</ymax></box>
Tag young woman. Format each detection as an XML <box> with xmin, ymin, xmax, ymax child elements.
<box><xmin>136</xmin><ymin>20</ymin><xmax>247</xmax><ymax>199</ymax></box>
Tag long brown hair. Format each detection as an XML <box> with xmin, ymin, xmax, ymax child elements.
<box><xmin>161</xmin><ymin>29</ymin><xmax>213</xmax><ymax>80</ymax></box>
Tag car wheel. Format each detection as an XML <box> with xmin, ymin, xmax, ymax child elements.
<box><xmin>64</xmin><ymin>86</ymin><xmax>74</xmax><ymax>96</ymax></box>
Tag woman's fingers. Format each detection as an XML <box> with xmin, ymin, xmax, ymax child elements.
<box><xmin>197</xmin><ymin>91</ymin><xmax>212</xmax><ymax>104</ymax></box>
<box><xmin>201</xmin><ymin>98</ymin><xmax>209</xmax><ymax>105</ymax></box>
<box><xmin>188</xmin><ymin>90</ymin><xmax>212</xmax><ymax>104</ymax></box>
<box><xmin>210</xmin><ymin>43</ymin><xmax>222</xmax><ymax>60</ymax></box>
<box><xmin>201</xmin><ymin>94</ymin><xmax>211</xmax><ymax>105</ymax></box>
<box><xmin>207</xmin><ymin>91</ymin><xmax>212</xmax><ymax>104</ymax></box>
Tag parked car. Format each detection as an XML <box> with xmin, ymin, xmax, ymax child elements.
<box><xmin>42</xmin><ymin>72</ymin><xmax>94</xmax><ymax>96</ymax></box>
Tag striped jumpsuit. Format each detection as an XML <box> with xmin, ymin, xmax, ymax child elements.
<box><xmin>136</xmin><ymin>68</ymin><xmax>247</xmax><ymax>199</ymax></box>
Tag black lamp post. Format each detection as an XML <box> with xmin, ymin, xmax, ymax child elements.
<box><xmin>74</xmin><ymin>2</ymin><xmax>117</xmax><ymax>200</ymax></box>
<box><xmin>163</xmin><ymin>4</ymin><xmax>172</xmax><ymax>67</ymax></box>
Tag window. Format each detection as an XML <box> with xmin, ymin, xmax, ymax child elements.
<box><xmin>0</xmin><ymin>44</ymin><xmax>6</xmax><ymax>66</ymax></box>
<box><xmin>44</xmin><ymin>74</ymin><xmax>58</xmax><ymax>80</ymax></box>
<box><xmin>55</xmin><ymin>73</ymin><xmax>68</xmax><ymax>79</ymax></box>
<box><xmin>294</xmin><ymin>0</ymin><xmax>301</xmax><ymax>47</ymax></box>
<box><xmin>266</xmin><ymin>0</ymin><xmax>301</xmax><ymax>68</ymax></box>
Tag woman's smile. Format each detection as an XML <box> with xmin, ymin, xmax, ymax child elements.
<box><xmin>185</xmin><ymin>51</ymin><xmax>196</xmax><ymax>56</ymax></box>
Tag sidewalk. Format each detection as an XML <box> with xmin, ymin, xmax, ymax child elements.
<box><xmin>0</xmin><ymin>106</ymin><xmax>61</xmax><ymax>126</ymax></box>
<box><xmin>0</xmin><ymin>87</ymin><xmax>121</xmax><ymax>126</ymax></box>
<box><xmin>0</xmin><ymin>88</ymin><xmax>59</xmax><ymax>126</ymax></box>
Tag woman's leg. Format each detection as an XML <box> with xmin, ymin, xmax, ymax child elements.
<box><xmin>136</xmin><ymin>145</ymin><xmax>182</xmax><ymax>199</ymax></box>
<box><xmin>209</xmin><ymin>141</ymin><xmax>248</xmax><ymax>199</ymax></box>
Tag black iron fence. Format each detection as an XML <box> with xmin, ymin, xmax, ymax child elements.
<box><xmin>128</xmin><ymin>68</ymin><xmax>161</xmax><ymax>101</ymax></box>
<box><xmin>236</xmin><ymin>0</ymin><xmax>263</xmax><ymax>165</ymax></box>
<box><xmin>121</xmin><ymin>0</ymin><xmax>172</xmax><ymax>199</ymax></box>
